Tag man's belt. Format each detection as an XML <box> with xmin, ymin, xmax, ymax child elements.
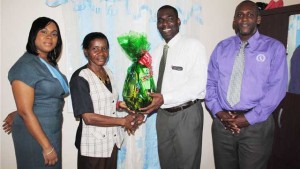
<box><xmin>163</xmin><ymin>99</ymin><xmax>200</xmax><ymax>113</ymax></box>
<box><xmin>225</xmin><ymin>109</ymin><xmax>252</xmax><ymax>114</ymax></box>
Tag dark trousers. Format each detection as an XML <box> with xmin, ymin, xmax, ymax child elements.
<box><xmin>156</xmin><ymin>101</ymin><xmax>203</xmax><ymax>169</ymax></box>
<box><xmin>268</xmin><ymin>93</ymin><xmax>300</xmax><ymax>169</ymax></box>
<box><xmin>77</xmin><ymin>145</ymin><xmax>118</xmax><ymax>169</ymax></box>
<box><xmin>212</xmin><ymin>115</ymin><xmax>274</xmax><ymax>169</ymax></box>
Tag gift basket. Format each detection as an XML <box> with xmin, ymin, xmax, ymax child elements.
<box><xmin>117</xmin><ymin>31</ymin><xmax>156</xmax><ymax>111</ymax></box>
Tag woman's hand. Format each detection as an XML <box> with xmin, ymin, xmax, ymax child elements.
<box><xmin>43</xmin><ymin>147</ymin><xmax>58</xmax><ymax>166</ymax></box>
<box><xmin>123</xmin><ymin>114</ymin><xmax>136</xmax><ymax>135</ymax></box>
<box><xmin>118</xmin><ymin>101</ymin><xmax>135</xmax><ymax>114</ymax></box>
<box><xmin>119</xmin><ymin>101</ymin><xmax>146</xmax><ymax>134</ymax></box>
<box><xmin>2</xmin><ymin>111</ymin><xmax>17</xmax><ymax>134</ymax></box>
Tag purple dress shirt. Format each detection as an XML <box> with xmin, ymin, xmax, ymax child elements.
<box><xmin>205</xmin><ymin>31</ymin><xmax>288</xmax><ymax>125</ymax></box>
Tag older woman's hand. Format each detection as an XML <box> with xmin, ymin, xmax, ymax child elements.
<box><xmin>123</xmin><ymin>114</ymin><xmax>136</xmax><ymax>135</ymax></box>
<box><xmin>118</xmin><ymin>101</ymin><xmax>136</xmax><ymax>115</ymax></box>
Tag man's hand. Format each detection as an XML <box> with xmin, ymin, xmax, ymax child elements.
<box><xmin>135</xmin><ymin>113</ymin><xmax>145</xmax><ymax>125</ymax></box>
<box><xmin>124</xmin><ymin>113</ymin><xmax>146</xmax><ymax>135</ymax></box>
<box><xmin>139</xmin><ymin>93</ymin><xmax>164</xmax><ymax>114</ymax></box>
<box><xmin>216</xmin><ymin>111</ymin><xmax>235</xmax><ymax>129</ymax></box>
<box><xmin>229</xmin><ymin>113</ymin><xmax>250</xmax><ymax>129</ymax></box>
<box><xmin>216</xmin><ymin>111</ymin><xmax>240</xmax><ymax>133</ymax></box>
<box><xmin>216</xmin><ymin>111</ymin><xmax>250</xmax><ymax>133</ymax></box>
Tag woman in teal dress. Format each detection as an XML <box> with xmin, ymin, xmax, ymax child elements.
<box><xmin>7</xmin><ymin>17</ymin><xmax>68</xmax><ymax>169</ymax></box>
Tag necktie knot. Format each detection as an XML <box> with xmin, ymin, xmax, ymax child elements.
<box><xmin>164</xmin><ymin>45</ymin><xmax>169</xmax><ymax>51</ymax></box>
<box><xmin>240</xmin><ymin>41</ymin><xmax>248</xmax><ymax>49</ymax></box>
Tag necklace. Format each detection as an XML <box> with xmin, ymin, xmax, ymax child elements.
<box><xmin>96</xmin><ymin>73</ymin><xmax>110</xmax><ymax>84</ymax></box>
<box><xmin>88</xmin><ymin>65</ymin><xmax>110</xmax><ymax>84</ymax></box>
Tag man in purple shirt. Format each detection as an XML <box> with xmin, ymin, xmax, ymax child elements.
<box><xmin>205</xmin><ymin>1</ymin><xmax>287</xmax><ymax>169</ymax></box>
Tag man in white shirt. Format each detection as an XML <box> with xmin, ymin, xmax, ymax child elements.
<box><xmin>140</xmin><ymin>5</ymin><xmax>207</xmax><ymax>169</ymax></box>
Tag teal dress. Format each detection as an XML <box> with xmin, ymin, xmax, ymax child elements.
<box><xmin>8</xmin><ymin>52</ymin><xmax>67</xmax><ymax>169</ymax></box>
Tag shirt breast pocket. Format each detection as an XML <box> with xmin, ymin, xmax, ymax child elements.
<box><xmin>169</xmin><ymin>64</ymin><xmax>185</xmax><ymax>82</ymax></box>
<box><xmin>246</xmin><ymin>53</ymin><xmax>271</xmax><ymax>82</ymax></box>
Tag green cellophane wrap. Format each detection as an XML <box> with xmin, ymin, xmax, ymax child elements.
<box><xmin>118</xmin><ymin>31</ymin><xmax>156</xmax><ymax>111</ymax></box>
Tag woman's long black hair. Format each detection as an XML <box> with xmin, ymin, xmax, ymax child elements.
<box><xmin>26</xmin><ymin>17</ymin><xmax>62</xmax><ymax>66</ymax></box>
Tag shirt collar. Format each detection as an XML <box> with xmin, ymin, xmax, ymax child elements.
<box><xmin>164</xmin><ymin>32</ymin><xmax>181</xmax><ymax>47</ymax></box>
<box><xmin>235</xmin><ymin>30</ymin><xmax>260</xmax><ymax>48</ymax></box>
<box><xmin>247</xmin><ymin>30</ymin><xmax>260</xmax><ymax>47</ymax></box>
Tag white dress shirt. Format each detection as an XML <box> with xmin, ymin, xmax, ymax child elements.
<box><xmin>152</xmin><ymin>33</ymin><xmax>208</xmax><ymax>108</ymax></box>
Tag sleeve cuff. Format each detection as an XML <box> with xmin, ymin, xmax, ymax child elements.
<box><xmin>211</xmin><ymin>103</ymin><xmax>223</xmax><ymax>117</ymax></box>
<box><xmin>244</xmin><ymin>110</ymin><xmax>257</xmax><ymax>125</ymax></box>
<box><xmin>143</xmin><ymin>114</ymin><xmax>148</xmax><ymax>122</ymax></box>
<box><xmin>116</xmin><ymin>101</ymin><xmax>121</xmax><ymax>110</ymax></box>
